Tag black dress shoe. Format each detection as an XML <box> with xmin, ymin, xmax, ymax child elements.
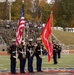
<box><xmin>11</xmin><ymin>72</ymin><xmax>17</xmax><ymax>74</ymax></box>
<box><xmin>37</xmin><ymin>70</ymin><xmax>43</xmax><ymax>72</ymax></box>
<box><xmin>21</xmin><ymin>72</ymin><xmax>25</xmax><ymax>73</ymax></box>
<box><xmin>54</xmin><ymin>62</ymin><xmax>57</xmax><ymax>64</ymax></box>
<box><xmin>29</xmin><ymin>71</ymin><xmax>34</xmax><ymax>73</ymax></box>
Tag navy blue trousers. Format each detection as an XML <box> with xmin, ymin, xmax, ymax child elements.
<box><xmin>53</xmin><ymin>52</ymin><xmax>57</xmax><ymax>64</ymax></box>
<box><xmin>19</xmin><ymin>58</ymin><xmax>26</xmax><ymax>73</ymax></box>
<box><xmin>10</xmin><ymin>58</ymin><xmax>16</xmax><ymax>73</ymax></box>
<box><xmin>36</xmin><ymin>56</ymin><xmax>42</xmax><ymax>71</ymax></box>
<box><xmin>28</xmin><ymin>56</ymin><xmax>33</xmax><ymax>72</ymax></box>
<box><xmin>58</xmin><ymin>51</ymin><xmax>61</xmax><ymax>58</ymax></box>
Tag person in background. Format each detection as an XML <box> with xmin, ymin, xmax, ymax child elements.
<box><xmin>53</xmin><ymin>41</ymin><xmax>58</xmax><ymax>64</ymax></box>
<box><xmin>57</xmin><ymin>44</ymin><xmax>62</xmax><ymax>58</ymax></box>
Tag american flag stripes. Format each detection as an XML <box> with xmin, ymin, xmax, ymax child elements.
<box><xmin>16</xmin><ymin>4</ymin><xmax>25</xmax><ymax>45</ymax></box>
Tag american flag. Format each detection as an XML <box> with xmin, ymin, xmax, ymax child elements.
<box><xmin>16</xmin><ymin>4</ymin><xmax>25</xmax><ymax>45</ymax></box>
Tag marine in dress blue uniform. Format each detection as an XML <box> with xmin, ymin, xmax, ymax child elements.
<box><xmin>8</xmin><ymin>39</ymin><xmax>17</xmax><ymax>74</ymax></box>
<box><xmin>18</xmin><ymin>41</ymin><xmax>26</xmax><ymax>73</ymax></box>
<box><xmin>57</xmin><ymin>44</ymin><xmax>62</xmax><ymax>58</ymax></box>
<box><xmin>35</xmin><ymin>37</ymin><xmax>43</xmax><ymax>72</ymax></box>
<box><xmin>26</xmin><ymin>39</ymin><xmax>34</xmax><ymax>73</ymax></box>
<box><xmin>53</xmin><ymin>42</ymin><xmax>58</xmax><ymax>64</ymax></box>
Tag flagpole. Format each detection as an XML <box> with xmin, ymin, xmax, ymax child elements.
<box><xmin>50</xmin><ymin>11</ymin><xmax>54</xmax><ymax>43</ymax></box>
<box><xmin>48</xmin><ymin>11</ymin><xmax>53</xmax><ymax>43</ymax></box>
<box><xmin>22</xmin><ymin>0</ymin><xmax>25</xmax><ymax>41</ymax></box>
<box><xmin>51</xmin><ymin>11</ymin><xmax>53</xmax><ymax>31</ymax></box>
<box><xmin>22</xmin><ymin>0</ymin><xmax>26</xmax><ymax>46</ymax></box>
<box><xmin>48</xmin><ymin>11</ymin><xmax>53</xmax><ymax>62</ymax></box>
<box><xmin>22</xmin><ymin>0</ymin><xmax>26</xmax><ymax>57</ymax></box>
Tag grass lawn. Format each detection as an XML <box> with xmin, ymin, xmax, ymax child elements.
<box><xmin>53</xmin><ymin>30</ymin><xmax>74</xmax><ymax>45</ymax></box>
<box><xmin>0</xmin><ymin>54</ymin><xmax>74</xmax><ymax>71</ymax></box>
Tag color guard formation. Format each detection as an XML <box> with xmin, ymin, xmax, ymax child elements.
<box><xmin>8</xmin><ymin>38</ymin><xmax>62</xmax><ymax>74</ymax></box>
<box><xmin>8</xmin><ymin>37</ymin><xmax>44</xmax><ymax>74</ymax></box>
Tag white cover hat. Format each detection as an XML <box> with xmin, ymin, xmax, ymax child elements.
<box><xmin>12</xmin><ymin>39</ymin><xmax>16</xmax><ymax>42</ymax></box>
<box><xmin>37</xmin><ymin>37</ymin><xmax>41</xmax><ymax>41</ymax></box>
<box><xmin>28</xmin><ymin>38</ymin><xmax>33</xmax><ymax>41</ymax></box>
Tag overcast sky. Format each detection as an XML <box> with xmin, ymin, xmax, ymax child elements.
<box><xmin>47</xmin><ymin>0</ymin><xmax>51</xmax><ymax>3</ymax></box>
<box><xmin>0</xmin><ymin>0</ymin><xmax>16</xmax><ymax>2</ymax></box>
<box><xmin>0</xmin><ymin>0</ymin><xmax>51</xmax><ymax>3</ymax></box>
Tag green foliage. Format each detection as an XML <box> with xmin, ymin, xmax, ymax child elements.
<box><xmin>0</xmin><ymin>0</ymin><xmax>51</xmax><ymax>22</ymax></box>
<box><xmin>0</xmin><ymin>0</ymin><xmax>52</xmax><ymax>23</ymax></box>
<box><xmin>11</xmin><ymin>0</ymin><xmax>22</xmax><ymax>20</ymax></box>
<box><xmin>0</xmin><ymin>2</ymin><xmax>9</xmax><ymax>20</ymax></box>
<box><xmin>41</xmin><ymin>3</ymin><xmax>51</xmax><ymax>23</ymax></box>
<box><xmin>53</xmin><ymin>0</ymin><xmax>74</xmax><ymax>28</ymax></box>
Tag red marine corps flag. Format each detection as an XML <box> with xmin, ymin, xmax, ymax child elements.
<box><xmin>16</xmin><ymin>4</ymin><xmax>25</xmax><ymax>45</ymax></box>
<box><xmin>41</xmin><ymin>12</ymin><xmax>53</xmax><ymax>62</ymax></box>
